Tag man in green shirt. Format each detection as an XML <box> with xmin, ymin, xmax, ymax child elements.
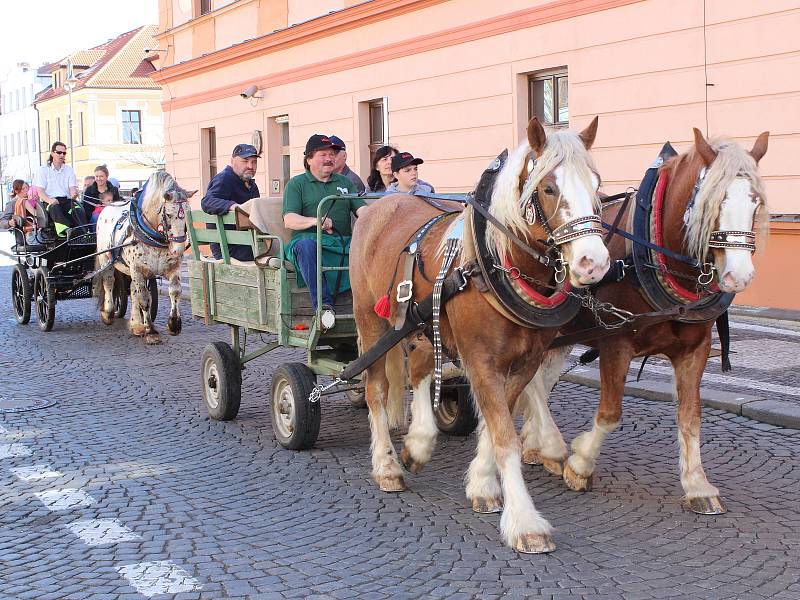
<box><xmin>283</xmin><ymin>134</ymin><xmax>368</xmax><ymax>315</ymax></box>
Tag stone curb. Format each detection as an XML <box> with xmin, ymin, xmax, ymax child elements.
<box><xmin>562</xmin><ymin>366</ymin><xmax>800</xmax><ymax>430</ymax></box>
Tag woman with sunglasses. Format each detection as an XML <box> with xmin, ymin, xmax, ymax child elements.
<box><xmin>33</xmin><ymin>141</ymin><xmax>87</xmax><ymax>238</ymax></box>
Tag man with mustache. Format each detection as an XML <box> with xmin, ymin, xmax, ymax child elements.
<box><xmin>283</xmin><ymin>134</ymin><xmax>368</xmax><ymax>322</ymax></box>
<box><xmin>201</xmin><ymin>143</ymin><xmax>261</xmax><ymax>261</ymax></box>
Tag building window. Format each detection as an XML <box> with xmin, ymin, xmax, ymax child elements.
<box><xmin>17</xmin><ymin>132</ymin><xmax>21</xmax><ymax>155</ymax></box>
<box><xmin>79</xmin><ymin>113</ymin><xmax>85</xmax><ymax>146</ymax></box>
<box><xmin>529</xmin><ymin>70</ymin><xmax>568</xmax><ymax>126</ymax></box>
<box><xmin>23</xmin><ymin>131</ymin><xmax>28</xmax><ymax>153</ymax></box>
<box><xmin>279</xmin><ymin>116</ymin><xmax>290</xmax><ymax>190</ymax></box>
<box><xmin>31</xmin><ymin>128</ymin><xmax>37</xmax><ymax>153</ymax></box>
<box><xmin>56</xmin><ymin>117</ymin><xmax>61</xmax><ymax>142</ymax></box>
<box><xmin>199</xmin><ymin>0</ymin><xmax>212</xmax><ymax>15</ymax></box>
<box><xmin>201</xmin><ymin>127</ymin><xmax>217</xmax><ymax>189</ymax></box>
<box><xmin>368</xmin><ymin>98</ymin><xmax>387</xmax><ymax>165</ymax></box>
<box><xmin>122</xmin><ymin>110</ymin><xmax>142</xmax><ymax>144</ymax></box>
<box><xmin>45</xmin><ymin>120</ymin><xmax>51</xmax><ymax>150</ymax></box>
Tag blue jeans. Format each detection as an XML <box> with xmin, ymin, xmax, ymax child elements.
<box><xmin>293</xmin><ymin>238</ymin><xmax>333</xmax><ymax>310</ymax></box>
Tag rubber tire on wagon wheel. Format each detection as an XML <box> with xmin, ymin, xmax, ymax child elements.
<box><xmin>200</xmin><ymin>342</ymin><xmax>242</xmax><ymax>421</ymax></box>
<box><xmin>146</xmin><ymin>277</ymin><xmax>158</xmax><ymax>322</ymax></box>
<box><xmin>112</xmin><ymin>272</ymin><xmax>129</xmax><ymax>318</ymax></box>
<box><xmin>11</xmin><ymin>264</ymin><xmax>32</xmax><ymax>325</ymax></box>
<box><xmin>434</xmin><ymin>376</ymin><xmax>478</xmax><ymax>436</ymax></box>
<box><xmin>34</xmin><ymin>268</ymin><xmax>56</xmax><ymax>332</ymax></box>
<box><xmin>270</xmin><ymin>363</ymin><xmax>320</xmax><ymax>450</ymax></box>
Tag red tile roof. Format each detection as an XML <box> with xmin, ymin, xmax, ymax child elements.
<box><xmin>34</xmin><ymin>26</ymin><xmax>160</xmax><ymax>104</ymax></box>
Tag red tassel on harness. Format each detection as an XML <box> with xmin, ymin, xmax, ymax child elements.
<box><xmin>373</xmin><ymin>294</ymin><xmax>391</xmax><ymax>319</ymax></box>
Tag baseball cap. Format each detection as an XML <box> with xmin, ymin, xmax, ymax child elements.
<box><xmin>391</xmin><ymin>152</ymin><xmax>424</xmax><ymax>173</ymax></box>
<box><xmin>304</xmin><ymin>134</ymin><xmax>342</xmax><ymax>156</ymax></box>
<box><xmin>232</xmin><ymin>143</ymin><xmax>260</xmax><ymax>158</ymax></box>
<box><xmin>328</xmin><ymin>135</ymin><xmax>346</xmax><ymax>150</ymax></box>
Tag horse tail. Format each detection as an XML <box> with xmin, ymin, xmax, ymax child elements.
<box><xmin>385</xmin><ymin>344</ymin><xmax>407</xmax><ymax>429</ymax></box>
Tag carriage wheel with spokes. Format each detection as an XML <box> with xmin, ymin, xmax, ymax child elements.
<box><xmin>112</xmin><ymin>272</ymin><xmax>129</xmax><ymax>318</ymax></box>
<box><xmin>11</xmin><ymin>264</ymin><xmax>32</xmax><ymax>325</ymax></box>
<box><xmin>270</xmin><ymin>363</ymin><xmax>320</xmax><ymax>450</ymax></box>
<box><xmin>146</xmin><ymin>277</ymin><xmax>159</xmax><ymax>322</ymax></box>
<box><xmin>201</xmin><ymin>342</ymin><xmax>242</xmax><ymax>421</ymax></box>
<box><xmin>34</xmin><ymin>268</ymin><xmax>56</xmax><ymax>332</ymax></box>
<box><xmin>433</xmin><ymin>376</ymin><xmax>478</xmax><ymax>436</ymax></box>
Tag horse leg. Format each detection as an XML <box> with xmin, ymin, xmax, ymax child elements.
<box><xmin>563</xmin><ymin>345</ymin><xmax>629</xmax><ymax>492</ymax></box>
<box><xmin>520</xmin><ymin>346</ymin><xmax>571</xmax><ymax>475</ymax></box>
<box><xmin>399</xmin><ymin>332</ymin><xmax>438</xmax><ymax>474</ymax></box>
<box><xmin>166</xmin><ymin>269</ymin><xmax>182</xmax><ymax>336</ymax></box>
<box><xmin>131</xmin><ymin>269</ymin><xmax>160</xmax><ymax>344</ymax></box>
<box><xmin>671</xmin><ymin>343</ymin><xmax>726</xmax><ymax>514</ymax></box>
<box><xmin>128</xmin><ymin>272</ymin><xmax>146</xmax><ymax>337</ymax></box>
<box><xmin>95</xmin><ymin>258</ymin><xmax>115</xmax><ymax>325</ymax></box>
<box><xmin>465</xmin><ymin>359</ymin><xmax>554</xmax><ymax>553</ymax></box>
<box><xmin>466</xmin><ymin>418</ymin><xmax>502</xmax><ymax>514</ymax></box>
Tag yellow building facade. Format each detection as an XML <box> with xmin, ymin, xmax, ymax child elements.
<box><xmin>35</xmin><ymin>26</ymin><xmax>164</xmax><ymax>192</ymax></box>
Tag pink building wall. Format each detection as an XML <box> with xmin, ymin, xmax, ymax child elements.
<box><xmin>154</xmin><ymin>0</ymin><xmax>800</xmax><ymax>308</ymax></box>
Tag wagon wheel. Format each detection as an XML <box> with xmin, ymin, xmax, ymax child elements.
<box><xmin>345</xmin><ymin>388</ymin><xmax>367</xmax><ymax>409</ymax></box>
<box><xmin>200</xmin><ymin>342</ymin><xmax>242</xmax><ymax>421</ymax></box>
<box><xmin>112</xmin><ymin>272</ymin><xmax>129</xmax><ymax>318</ymax></box>
<box><xmin>270</xmin><ymin>363</ymin><xmax>320</xmax><ymax>450</ymax></box>
<box><xmin>11</xmin><ymin>264</ymin><xmax>32</xmax><ymax>325</ymax></box>
<box><xmin>146</xmin><ymin>277</ymin><xmax>159</xmax><ymax>322</ymax></box>
<box><xmin>434</xmin><ymin>376</ymin><xmax>478</xmax><ymax>436</ymax></box>
<box><xmin>34</xmin><ymin>267</ymin><xmax>56</xmax><ymax>332</ymax></box>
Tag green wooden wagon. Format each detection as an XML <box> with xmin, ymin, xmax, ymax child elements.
<box><xmin>186</xmin><ymin>194</ymin><xmax>476</xmax><ymax>450</ymax></box>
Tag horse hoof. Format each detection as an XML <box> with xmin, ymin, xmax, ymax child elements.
<box><xmin>542</xmin><ymin>457</ymin><xmax>565</xmax><ymax>477</ymax></box>
<box><xmin>522</xmin><ymin>448</ymin><xmax>542</xmax><ymax>465</ymax></box>
<box><xmin>683</xmin><ymin>495</ymin><xmax>727</xmax><ymax>515</ymax></box>
<box><xmin>471</xmin><ymin>497</ymin><xmax>503</xmax><ymax>514</ymax></box>
<box><xmin>563</xmin><ymin>462</ymin><xmax>593</xmax><ymax>492</ymax></box>
<box><xmin>399</xmin><ymin>448</ymin><xmax>425</xmax><ymax>474</ymax></box>
<box><xmin>100</xmin><ymin>312</ymin><xmax>113</xmax><ymax>326</ymax></box>
<box><xmin>167</xmin><ymin>317</ymin><xmax>182</xmax><ymax>336</ymax></box>
<box><xmin>375</xmin><ymin>475</ymin><xmax>406</xmax><ymax>492</ymax></box>
<box><xmin>144</xmin><ymin>333</ymin><xmax>163</xmax><ymax>345</ymax></box>
<box><xmin>130</xmin><ymin>325</ymin><xmax>146</xmax><ymax>336</ymax></box>
<box><xmin>513</xmin><ymin>533</ymin><xmax>555</xmax><ymax>554</ymax></box>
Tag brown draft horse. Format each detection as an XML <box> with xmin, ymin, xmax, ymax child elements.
<box><xmin>520</xmin><ymin>128</ymin><xmax>769</xmax><ymax>514</ymax></box>
<box><xmin>350</xmin><ymin>117</ymin><xmax>610</xmax><ymax>553</ymax></box>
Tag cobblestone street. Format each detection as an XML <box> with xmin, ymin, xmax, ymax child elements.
<box><xmin>1</xmin><ymin>265</ymin><xmax>799</xmax><ymax>599</ymax></box>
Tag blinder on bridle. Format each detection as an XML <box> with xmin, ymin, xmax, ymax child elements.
<box><xmin>158</xmin><ymin>187</ymin><xmax>189</xmax><ymax>244</ymax></box>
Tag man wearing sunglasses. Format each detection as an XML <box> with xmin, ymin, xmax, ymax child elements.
<box><xmin>33</xmin><ymin>141</ymin><xmax>87</xmax><ymax>238</ymax></box>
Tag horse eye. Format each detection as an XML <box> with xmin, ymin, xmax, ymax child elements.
<box><xmin>544</xmin><ymin>186</ymin><xmax>555</xmax><ymax>195</ymax></box>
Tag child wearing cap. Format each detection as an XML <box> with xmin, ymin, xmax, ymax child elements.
<box><xmin>385</xmin><ymin>152</ymin><xmax>435</xmax><ymax>195</ymax></box>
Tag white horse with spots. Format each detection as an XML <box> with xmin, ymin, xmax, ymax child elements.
<box><xmin>94</xmin><ymin>171</ymin><xmax>196</xmax><ymax>344</ymax></box>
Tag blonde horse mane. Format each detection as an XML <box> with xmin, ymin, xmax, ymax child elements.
<box><xmin>487</xmin><ymin>129</ymin><xmax>599</xmax><ymax>260</ymax></box>
<box><xmin>141</xmin><ymin>170</ymin><xmax>177</xmax><ymax>220</ymax></box>
<box><xmin>682</xmin><ymin>138</ymin><xmax>768</xmax><ymax>260</ymax></box>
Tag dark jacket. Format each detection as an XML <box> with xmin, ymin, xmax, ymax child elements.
<box><xmin>82</xmin><ymin>182</ymin><xmax>121</xmax><ymax>215</ymax></box>
<box><xmin>201</xmin><ymin>165</ymin><xmax>261</xmax><ymax>261</ymax></box>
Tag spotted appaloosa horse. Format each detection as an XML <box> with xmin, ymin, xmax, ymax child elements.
<box><xmin>94</xmin><ymin>171</ymin><xmax>196</xmax><ymax>344</ymax></box>
<box><xmin>350</xmin><ymin>117</ymin><xmax>610</xmax><ymax>553</ymax></box>
<box><xmin>520</xmin><ymin>128</ymin><xmax>769</xmax><ymax>514</ymax></box>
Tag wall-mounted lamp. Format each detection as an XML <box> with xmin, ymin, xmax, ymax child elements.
<box><xmin>144</xmin><ymin>48</ymin><xmax>169</xmax><ymax>54</ymax></box>
<box><xmin>240</xmin><ymin>84</ymin><xmax>264</xmax><ymax>100</ymax></box>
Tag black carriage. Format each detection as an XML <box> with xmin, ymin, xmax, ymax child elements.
<box><xmin>8</xmin><ymin>212</ymin><xmax>157</xmax><ymax>331</ymax></box>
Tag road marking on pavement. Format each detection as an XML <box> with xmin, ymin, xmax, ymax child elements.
<box><xmin>117</xmin><ymin>561</ymin><xmax>202</xmax><ymax>597</ymax></box>
<box><xmin>732</xmin><ymin>321</ymin><xmax>800</xmax><ymax>338</ymax></box>
<box><xmin>10</xmin><ymin>464</ymin><xmax>63</xmax><ymax>481</ymax></box>
<box><xmin>66</xmin><ymin>519</ymin><xmax>141</xmax><ymax>546</ymax></box>
<box><xmin>35</xmin><ymin>488</ymin><xmax>96</xmax><ymax>511</ymax></box>
<box><xmin>629</xmin><ymin>361</ymin><xmax>800</xmax><ymax>398</ymax></box>
<box><xmin>0</xmin><ymin>443</ymin><xmax>32</xmax><ymax>459</ymax></box>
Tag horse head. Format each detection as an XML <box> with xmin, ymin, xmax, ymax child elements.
<box><xmin>682</xmin><ymin>128</ymin><xmax>769</xmax><ymax>293</ymax></box>
<box><xmin>489</xmin><ymin>117</ymin><xmax>610</xmax><ymax>287</ymax></box>
<box><xmin>142</xmin><ymin>171</ymin><xmax>197</xmax><ymax>255</ymax></box>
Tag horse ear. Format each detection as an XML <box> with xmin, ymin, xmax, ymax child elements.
<box><xmin>187</xmin><ymin>189</ymin><xmax>198</xmax><ymax>198</ymax></box>
<box><xmin>579</xmin><ymin>116</ymin><xmax>599</xmax><ymax>150</ymax></box>
<box><xmin>693</xmin><ymin>127</ymin><xmax>717</xmax><ymax>166</ymax></box>
<box><xmin>527</xmin><ymin>117</ymin><xmax>547</xmax><ymax>156</ymax></box>
<box><xmin>750</xmin><ymin>131</ymin><xmax>769</xmax><ymax>164</ymax></box>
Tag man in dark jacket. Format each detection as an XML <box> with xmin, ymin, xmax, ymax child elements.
<box><xmin>201</xmin><ymin>143</ymin><xmax>261</xmax><ymax>261</ymax></box>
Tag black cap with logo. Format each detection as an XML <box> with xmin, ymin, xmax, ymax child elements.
<box><xmin>391</xmin><ymin>152</ymin><xmax>424</xmax><ymax>173</ymax></box>
<box><xmin>304</xmin><ymin>134</ymin><xmax>343</xmax><ymax>156</ymax></box>
<box><xmin>232</xmin><ymin>143</ymin><xmax>260</xmax><ymax>158</ymax></box>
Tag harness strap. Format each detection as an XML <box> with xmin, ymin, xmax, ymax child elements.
<box><xmin>432</xmin><ymin>235</ymin><xmax>462</xmax><ymax>410</ymax></box>
<box><xmin>601</xmin><ymin>221</ymin><xmax>700</xmax><ymax>268</ymax></box>
<box><xmin>339</xmin><ymin>267</ymin><xmax>471</xmax><ymax>382</ymax></box>
<box><xmin>603</xmin><ymin>191</ymin><xmax>635</xmax><ymax>244</ymax></box>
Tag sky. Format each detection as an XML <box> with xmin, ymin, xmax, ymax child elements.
<box><xmin>0</xmin><ymin>1</ymin><xmax>159</xmax><ymax>74</ymax></box>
